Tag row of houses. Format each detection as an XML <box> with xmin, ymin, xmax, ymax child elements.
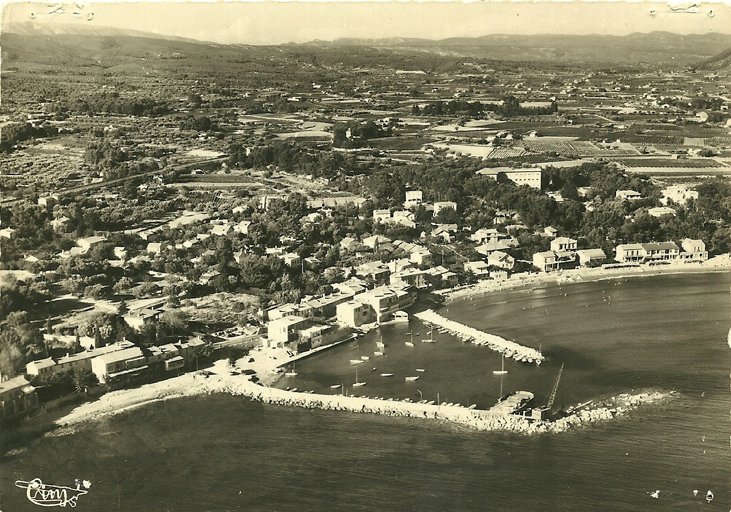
<box><xmin>615</xmin><ymin>239</ymin><xmax>708</xmax><ymax>263</ymax></box>
<box><xmin>266</xmin><ymin>283</ymin><xmax>417</xmax><ymax>346</ymax></box>
<box><xmin>532</xmin><ymin>237</ymin><xmax>708</xmax><ymax>272</ymax></box>
<box><xmin>25</xmin><ymin>338</ymin><xmax>206</xmax><ymax>386</ymax></box>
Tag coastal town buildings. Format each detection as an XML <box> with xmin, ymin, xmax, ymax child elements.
<box><xmin>476</xmin><ymin>167</ymin><xmax>542</xmax><ymax>189</ymax></box>
<box><xmin>661</xmin><ymin>185</ymin><xmax>698</xmax><ymax>205</ymax></box>
<box><xmin>404</xmin><ymin>190</ymin><xmax>423</xmax><ymax>208</ymax></box>
<box><xmin>0</xmin><ymin>376</ymin><xmax>38</xmax><ymax>421</ymax></box>
<box><xmin>533</xmin><ymin>250</ymin><xmax>577</xmax><ymax>272</ymax></box>
<box><xmin>433</xmin><ymin>201</ymin><xmax>458</xmax><ymax>216</ymax></box>
<box><xmin>576</xmin><ymin>249</ymin><xmax>607</xmax><ymax>267</ymax></box>
<box><xmin>614</xmin><ymin>242</ymin><xmax>685</xmax><ymax>263</ymax></box>
<box><xmin>91</xmin><ymin>347</ymin><xmax>148</xmax><ymax>384</ymax></box>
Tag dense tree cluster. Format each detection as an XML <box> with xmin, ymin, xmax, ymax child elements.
<box><xmin>177</xmin><ymin>115</ymin><xmax>218</xmax><ymax>132</ymax></box>
<box><xmin>0</xmin><ymin>311</ymin><xmax>44</xmax><ymax>378</ymax></box>
<box><xmin>49</xmin><ymin>93</ymin><xmax>170</xmax><ymax>117</ymax></box>
<box><xmin>0</xmin><ymin>122</ymin><xmax>58</xmax><ymax>153</ymax></box>
<box><xmin>227</xmin><ymin>142</ymin><xmax>360</xmax><ymax>179</ymax></box>
<box><xmin>413</xmin><ymin>96</ymin><xmax>558</xmax><ymax>118</ymax></box>
<box><xmin>332</xmin><ymin>120</ymin><xmax>392</xmax><ymax>147</ymax></box>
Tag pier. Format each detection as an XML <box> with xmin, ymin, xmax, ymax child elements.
<box><xmin>414</xmin><ymin>310</ymin><xmax>545</xmax><ymax>364</ymax></box>
<box><xmin>244</xmin><ymin>384</ymin><xmax>536</xmax><ymax>432</ymax></box>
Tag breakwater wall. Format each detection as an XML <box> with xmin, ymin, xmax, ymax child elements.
<box><xmin>231</xmin><ymin>381</ymin><xmax>536</xmax><ymax>432</ymax></box>
<box><xmin>55</xmin><ymin>360</ymin><xmax>674</xmax><ymax>435</ymax></box>
<box><xmin>415</xmin><ymin>310</ymin><xmax>545</xmax><ymax>364</ymax></box>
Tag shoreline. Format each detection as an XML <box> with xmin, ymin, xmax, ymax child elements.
<box><xmin>443</xmin><ymin>255</ymin><xmax>730</xmax><ymax>302</ymax></box>
<box><xmin>51</xmin><ymin>359</ymin><xmax>676</xmax><ymax>437</ymax></box>
<box><xmin>27</xmin><ymin>259</ymin><xmax>722</xmax><ymax>444</ymax></box>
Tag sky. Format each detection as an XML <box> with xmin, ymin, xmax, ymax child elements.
<box><xmin>3</xmin><ymin>1</ymin><xmax>731</xmax><ymax>45</ymax></box>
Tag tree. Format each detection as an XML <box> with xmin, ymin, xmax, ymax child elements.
<box><xmin>159</xmin><ymin>309</ymin><xmax>189</xmax><ymax>333</ymax></box>
<box><xmin>0</xmin><ymin>336</ymin><xmax>25</xmax><ymax>378</ymax></box>
<box><xmin>72</xmin><ymin>368</ymin><xmax>98</xmax><ymax>393</ymax></box>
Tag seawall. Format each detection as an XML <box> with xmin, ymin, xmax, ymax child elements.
<box><xmin>415</xmin><ymin>310</ymin><xmax>545</xmax><ymax>364</ymax></box>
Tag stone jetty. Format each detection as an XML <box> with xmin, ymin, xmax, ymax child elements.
<box><xmin>239</xmin><ymin>384</ymin><xmax>537</xmax><ymax>432</ymax></box>
<box><xmin>415</xmin><ymin>309</ymin><xmax>545</xmax><ymax>364</ymax></box>
<box><xmin>55</xmin><ymin>359</ymin><xmax>674</xmax><ymax>436</ymax></box>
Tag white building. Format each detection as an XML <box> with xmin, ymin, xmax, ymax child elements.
<box><xmin>616</xmin><ymin>190</ymin><xmax>642</xmax><ymax>201</ymax></box>
<box><xmin>373</xmin><ymin>209</ymin><xmax>391</xmax><ymax>223</ymax></box>
<box><xmin>550</xmin><ymin>237</ymin><xmax>577</xmax><ymax>252</ymax></box>
<box><xmin>464</xmin><ymin>261</ymin><xmax>490</xmax><ymax>276</ymax></box>
<box><xmin>433</xmin><ymin>201</ymin><xmax>457</xmax><ymax>216</ymax></box>
<box><xmin>77</xmin><ymin>235</ymin><xmax>107</xmax><ymax>252</ymax></box>
<box><xmin>404</xmin><ymin>190</ymin><xmax>423</xmax><ymax>209</ymax></box>
<box><xmin>647</xmin><ymin>207</ymin><xmax>676</xmax><ymax>218</ymax></box>
<box><xmin>680</xmin><ymin>239</ymin><xmax>708</xmax><ymax>261</ymax></box>
<box><xmin>267</xmin><ymin>316</ymin><xmax>309</xmax><ymax>347</ymax></box>
<box><xmin>26</xmin><ymin>357</ymin><xmax>57</xmax><ymax>381</ymax></box>
<box><xmin>661</xmin><ymin>185</ymin><xmax>698</xmax><ymax>206</ymax></box>
<box><xmin>576</xmin><ymin>249</ymin><xmax>606</xmax><ymax>267</ymax></box>
<box><xmin>487</xmin><ymin>251</ymin><xmax>515</xmax><ymax>270</ymax></box>
<box><xmin>91</xmin><ymin>347</ymin><xmax>147</xmax><ymax>384</ymax></box>
<box><xmin>336</xmin><ymin>301</ymin><xmax>374</xmax><ymax>328</ymax></box>
<box><xmin>470</xmin><ymin>228</ymin><xmax>501</xmax><ymax>244</ymax></box>
<box><xmin>476</xmin><ymin>167</ymin><xmax>542</xmax><ymax>189</ymax></box>
<box><xmin>615</xmin><ymin>242</ymin><xmax>680</xmax><ymax>263</ymax></box>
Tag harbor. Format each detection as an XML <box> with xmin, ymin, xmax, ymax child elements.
<box><xmin>54</xmin><ymin>358</ymin><xmax>674</xmax><ymax>436</ymax></box>
<box><xmin>414</xmin><ymin>309</ymin><xmax>545</xmax><ymax>364</ymax></box>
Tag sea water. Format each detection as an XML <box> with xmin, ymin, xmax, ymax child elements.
<box><xmin>1</xmin><ymin>272</ymin><xmax>729</xmax><ymax>511</ymax></box>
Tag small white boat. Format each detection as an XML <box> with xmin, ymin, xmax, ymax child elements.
<box><xmin>381</xmin><ymin>373</ymin><xmax>394</xmax><ymax>377</ymax></box>
<box><xmin>405</xmin><ymin>341</ymin><xmax>414</xmax><ymax>347</ymax></box>
<box><xmin>350</xmin><ymin>359</ymin><xmax>364</xmax><ymax>364</ymax></box>
<box><xmin>360</xmin><ymin>355</ymin><xmax>370</xmax><ymax>360</ymax></box>
<box><xmin>330</xmin><ymin>384</ymin><xmax>341</xmax><ymax>389</ymax></box>
<box><xmin>284</xmin><ymin>363</ymin><xmax>297</xmax><ymax>376</ymax></box>
<box><xmin>405</xmin><ymin>376</ymin><xmax>419</xmax><ymax>381</ymax></box>
<box><xmin>376</xmin><ymin>342</ymin><xmax>385</xmax><ymax>349</ymax></box>
<box><xmin>493</xmin><ymin>355</ymin><xmax>508</xmax><ymax>375</ymax></box>
<box><xmin>353</xmin><ymin>369</ymin><xmax>366</xmax><ymax>387</ymax></box>
<box><xmin>374</xmin><ymin>351</ymin><xmax>383</xmax><ymax>356</ymax></box>
<box><xmin>416</xmin><ymin>368</ymin><xmax>425</xmax><ymax>372</ymax></box>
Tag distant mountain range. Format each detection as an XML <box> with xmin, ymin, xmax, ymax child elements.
<box><xmin>299</xmin><ymin>32</ymin><xmax>731</xmax><ymax>66</ymax></box>
<box><xmin>3</xmin><ymin>22</ymin><xmax>207</xmax><ymax>44</ymax></box>
<box><xmin>3</xmin><ymin>22</ymin><xmax>731</xmax><ymax>69</ymax></box>
<box><xmin>693</xmin><ymin>45</ymin><xmax>731</xmax><ymax>71</ymax></box>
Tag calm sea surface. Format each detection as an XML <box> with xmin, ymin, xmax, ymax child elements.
<box><xmin>2</xmin><ymin>272</ymin><xmax>729</xmax><ymax>511</ymax></box>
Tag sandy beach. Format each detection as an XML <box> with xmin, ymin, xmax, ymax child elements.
<box><xmin>444</xmin><ymin>255</ymin><xmax>730</xmax><ymax>301</ymax></box>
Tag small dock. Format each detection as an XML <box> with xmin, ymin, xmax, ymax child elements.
<box><xmin>414</xmin><ymin>310</ymin><xmax>544</xmax><ymax>364</ymax></box>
